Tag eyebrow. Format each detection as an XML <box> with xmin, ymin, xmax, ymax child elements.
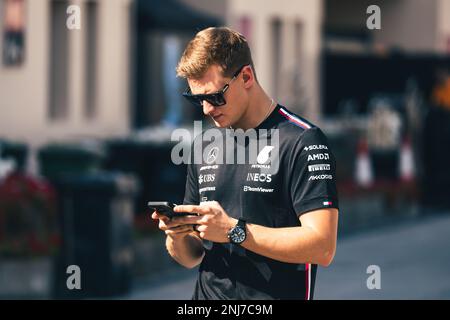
<box><xmin>191</xmin><ymin>84</ymin><xmax>225</xmax><ymax>95</ymax></box>
<box><xmin>190</xmin><ymin>88</ymin><xmax>209</xmax><ymax>95</ymax></box>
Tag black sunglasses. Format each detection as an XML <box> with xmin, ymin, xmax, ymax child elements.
<box><xmin>182</xmin><ymin>65</ymin><xmax>248</xmax><ymax>108</ymax></box>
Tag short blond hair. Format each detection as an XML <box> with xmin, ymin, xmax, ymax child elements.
<box><xmin>176</xmin><ymin>27</ymin><xmax>256</xmax><ymax>80</ymax></box>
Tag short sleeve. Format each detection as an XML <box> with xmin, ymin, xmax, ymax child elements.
<box><xmin>183</xmin><ymin>144</ymin><xmax>199</xmax><ymax>205</ymax></box>
<box><xmin>287</xmin><ymin>127</ymin><xmax>339</xmax><ymax>216</ymax></box>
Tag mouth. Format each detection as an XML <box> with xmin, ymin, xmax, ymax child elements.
<box><xmin>211</xmin><ymin>114</ymin><xmax>224</xmax><ymax>121</ymax></box>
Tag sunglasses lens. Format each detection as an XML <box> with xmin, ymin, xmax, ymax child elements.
<box><xmin>205</xmin><ymin>93</ymin><xmax>226</xmax><ymax>107</ymax></box>
<box><xmin>183</xmin><ymin>91</ymin><xmax>227</xmax><ymax>107</ymax></box>
<box><xmin>183</xmin><ymin>94</ymin><xmax>202</xmax><ymax>107</ymax></box>
<box><xmin>192</xmin><ymin>97</ymin><xmax>204</xmax><ymax>108</ymax></box>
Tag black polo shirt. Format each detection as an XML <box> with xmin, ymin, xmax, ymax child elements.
<box><xmin>183</xmin><ymin>104</ymin><xmax>339</xmax><ymax>300</ymax></box>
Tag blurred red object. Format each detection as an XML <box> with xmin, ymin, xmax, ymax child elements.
<box><xmin>0</xmin><ymin>172</ymin><xmax>59</xmax><ymax>258</ymax></box>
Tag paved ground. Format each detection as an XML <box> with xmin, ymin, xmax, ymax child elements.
<box><xmin>316</xmin><ymin>213</ymin><xmax>450</xmax><ymax>299</ymax></box>
<box><xmin>123</xmin><ymin>213</ymin><xmax>450</xmax><ymax>300</ymax></box>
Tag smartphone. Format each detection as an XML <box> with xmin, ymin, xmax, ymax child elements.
<box><xmin>148</xmin><ymin>201</ymin><xmax>194</xmax><ymax>218</ymax></box>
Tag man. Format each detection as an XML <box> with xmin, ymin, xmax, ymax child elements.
<box><xmin>152</xmin><ymin>27</ymin><xmax>339</xmax><ymax>300</ymax></box>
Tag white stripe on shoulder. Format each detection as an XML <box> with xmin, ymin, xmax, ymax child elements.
<box><xmin>279</xmin><ymin>108</ymin><xmax>312</xmax><ymax>129</ymax></box>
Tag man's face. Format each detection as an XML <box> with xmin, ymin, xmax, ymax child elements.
<box><xmin>187</xmin><ymin>65</ymin><xmax>248</xmax><ymax>128</ymax></box>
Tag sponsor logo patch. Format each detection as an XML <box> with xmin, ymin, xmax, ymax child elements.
<box><xmin>304</xmin><ymin>144</ymin><xmax>328</xmax><ymax>152</ymax></box>
<box><xmin>243</xmin><ymin>186</ymin><xmax>274</xmax><ymax>193</ymax></box>
<box><xmin>307</xmin><ymin>153</ymin><xmax>330</xmax><ymax>161</ymax></box>
<box><xmin>257</xmin><ymin>146</ymin><xmax>275</xmax><ymax>164</ymax></box>
<box><xmin>198</xmin><ymin>174</ymin><xmax>215</xmax><ymax>184</ymax></box>
<box><xmin>246</xmin><ymin>173</ymin><xmax>272</xmax><ymax>183</ymax></box>
<box><xmin>308</xmin><ymin>164</ymin><xmax>331</xmax><ymax>172</ymax></box>
<box><xmin>251</xmin><ymin>164</ymin><xmax>271</xmax><ymax>169</ymax></box>
<box><xmin>308</xmin><ymin>174</ymin><xmax>333</xmax><ymax>181</ymax></box>
<box><xmin>199</xmin><ymin>165</ymin><xmax>219</xmax><ymax>171</ymax></box>
<box><xmin>206</xmin><ymin>147</ymin><xmax>219</xmax><ymax>164</ymax></box>
<box><xmin>199</xmin><ymin>186</ymin><xmax>216</xmax><ymax>193</ymax></box>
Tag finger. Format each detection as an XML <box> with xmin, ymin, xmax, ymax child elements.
<box><xmin>158</xmin><ymin>220</ymin><xmax>169</xmax><ymax>231</ymax></box>
<box><xmin>195</xmin><ymin>225</ymin><xmax>207</xmax><ymax>233</ymax></box>
<box><xmin>171</xmin><ymin>215</ymin><xmax>204</xmax><ymax>225</ymax></box>
<box><xmin>165</xmin><ymin>216</ymin><xmax>198</xmax><ymax>228</ymax></box>
<box><xmin>161</xmin><ymin>223</ymin><xmax>185</xmax><ymax>232</ymax></box>
<box><xmin>151</xmin><ymin>211</ymin><xmax>166</xmax><ymax>221</ymax></box>
<box><xmin>174</xmin><ymin>205</ymin><xmax>210</xmax><ymax>215</ymax></box>
<box><xmin>165</xmin><ymin>225</ymin><xmax>194</xmax><ymax>235</ymax></box>
<box><xmin>159</xmin><ymin>218</ymin><xmax>184</xmax><ymax>230</ymax></box>
<box><xmin>165</xmin><ymin>229</ymin><xmax>191</xmax><ymax>237</ymax></box>
<box><xmin>161</xmin><ymin>220</ymin><xmax>185</xmax><ymax>230</ymax></box>
<box><xmin>153</xmin><ymin>211</ymin><xmax>170</xmax><ymax>222</ymax></box>
<box><xmin>173</xmin><ymin>224</ymin><xmax>193</xmax><ymax>232</ymax></box>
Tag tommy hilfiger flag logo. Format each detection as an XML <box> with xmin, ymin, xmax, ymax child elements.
<box><xmin>323</xmin><ymin>201</ymin><xmax>333</xmax><ymax>206</ymax></box>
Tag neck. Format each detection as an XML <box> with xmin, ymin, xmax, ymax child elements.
<box><xmin>232</xmin><ymin>85</ymin><xmax>275</xmax><ymax>130</ymax></box>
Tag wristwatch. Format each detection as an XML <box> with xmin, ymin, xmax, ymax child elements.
<box><xmin>227</xmin><ymin>218</ymin><xmax>247</xmax><ymax>245</ymax></box>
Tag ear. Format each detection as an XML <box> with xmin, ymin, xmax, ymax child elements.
<box><xmin>242</xmin><ymin>65</ymin><xmax>254</xmax><ymax>89</ymax></box>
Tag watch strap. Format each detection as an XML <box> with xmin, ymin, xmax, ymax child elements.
<box><xmin>237</xmin><ymin>218</ymin><xmax>246</xmax><ymax>228</ymax></box>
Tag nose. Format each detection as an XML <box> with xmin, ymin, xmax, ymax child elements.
<box><xmin>202</xmin><ymin>100</ymin><xmax>216</xmax><ymax>116</ymax></box>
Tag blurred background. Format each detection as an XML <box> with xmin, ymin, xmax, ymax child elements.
<box><xmin>0</xmin><ymin>0</ymin><xmax>450</xmax><ymax>299</ymax></box>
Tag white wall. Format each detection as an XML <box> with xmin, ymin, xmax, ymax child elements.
<box><xmin>0</xmin><ymin>0</ymin><xmax>132</xmax><ymax>159</ymax></box>
<box><xmin>227</xmin><ymin>0</ymin><xmax>323</xmax><ymax>121</ymax></box>
<box><xmin>0</xmin><ymin>0</ymin><xmax>49</xmax><ymax>145</ymax></box>
<box><xmin>325</xmin><ymin>0</ymin><xmax>446</xmax><ymax>53</ymax></box>
<box><xmin>157</xmin><ymin>0</ymin><xmax>323</xmax><ymax>121</ymax></box>
<box><xmin>438</xmin><ymin>0</ymin><xmax>450</xmax><ymax>53</ymax></box>
<box><xmin>374</xmin><ymin>0</ymin><xmax>439</xmax><ymax>53</ymax></box>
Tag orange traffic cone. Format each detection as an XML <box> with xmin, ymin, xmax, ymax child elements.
<box><xmin>399</xmin><ymin>135</ymin><xmax>415</xmax><ymax>182</ymax></box>
<box><xmin>355</xmin><ymin>137</ymin><xmax>373</xmax><ymax>187</ymax></box>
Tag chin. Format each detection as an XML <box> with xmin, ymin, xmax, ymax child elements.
<box><xmin>212</xmin><ymin>116</ymin><xmax>230</xmax><ymax>128</ymax></box>
<box><xmin>214</xmin><ymin>121</ymin><xmax>228</xmax><ymax>128</ymax></box>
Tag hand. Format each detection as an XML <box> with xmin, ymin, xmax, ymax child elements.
<box><xmin>151</xmin><ymin>211</ymin><xmax>195</xmax><ymax>240</ymax></box>
<box><xmin>173</xmin><ymin>201</ymin><xmax>237</xmax><ymax>243</ymax></box>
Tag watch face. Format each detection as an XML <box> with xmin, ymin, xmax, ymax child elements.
<box><xmin>230</xmin><ymin>226</ymin><xmax>246</xmax><ymax>244</ymax></box>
